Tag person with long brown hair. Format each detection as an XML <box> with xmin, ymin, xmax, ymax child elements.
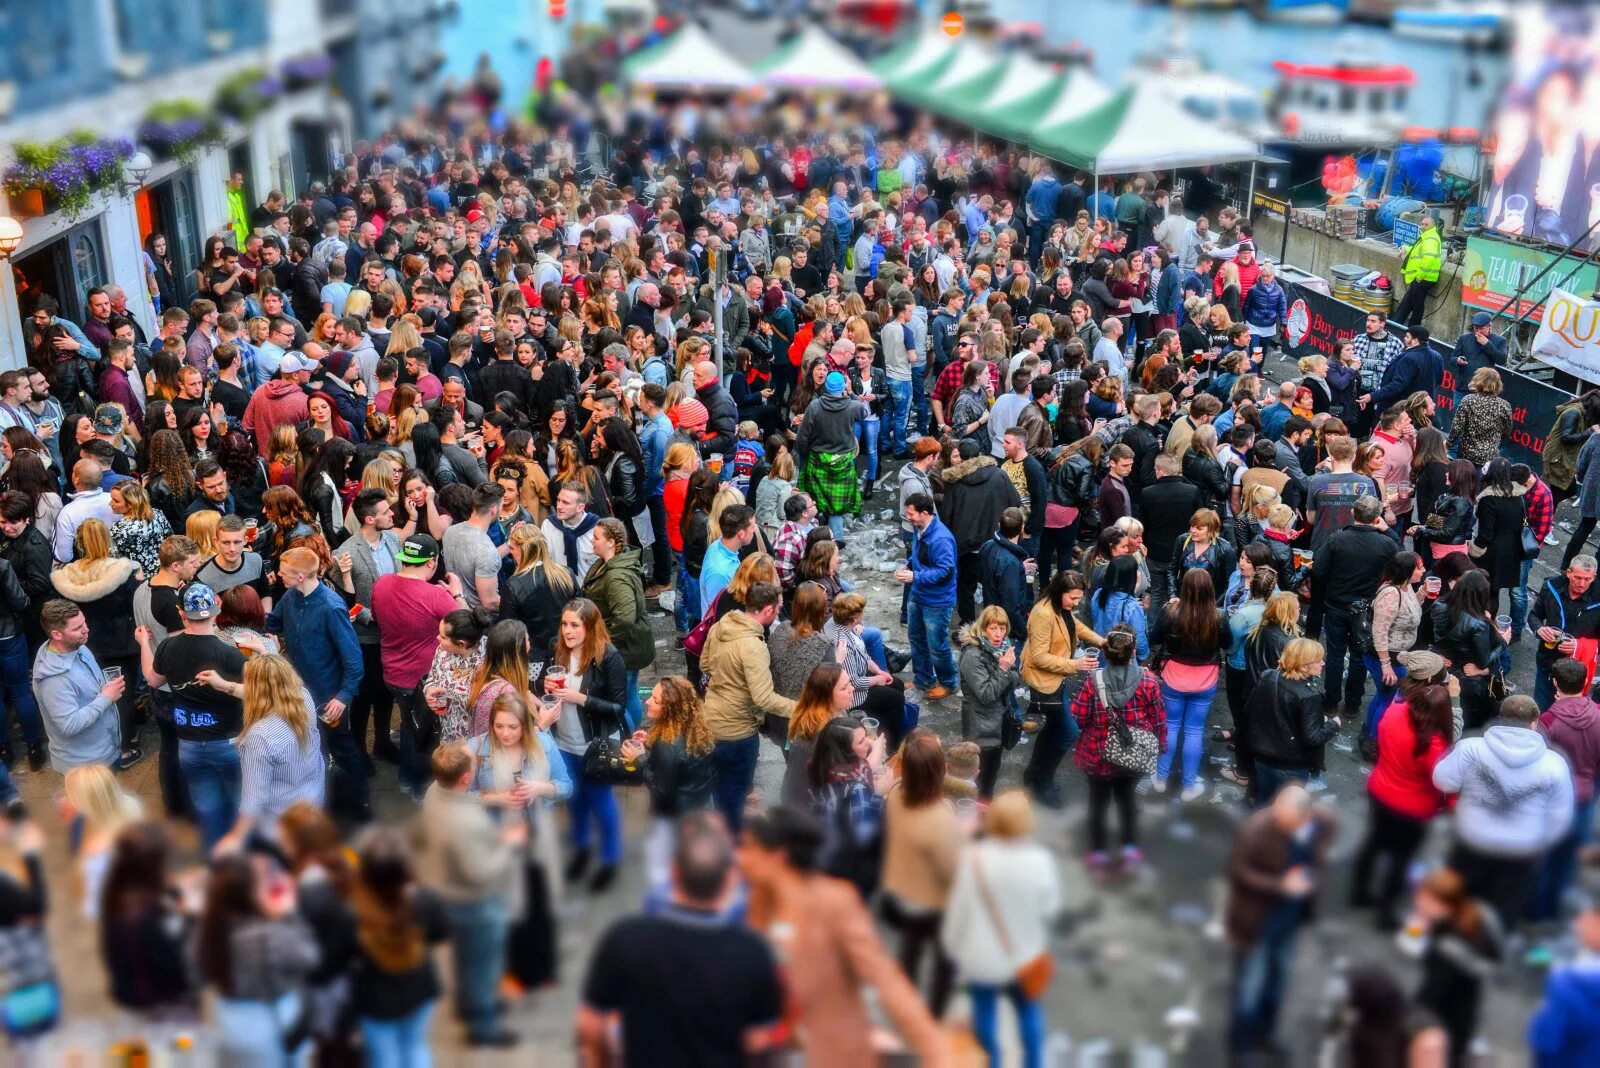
<box><xmin>1150</xmin><ymin>567</ymin><xmax>1228</xmax><ymax>801</ymax></box>
<box><xmin>1412</xmin><ymin>867</ymin><xmax>1502</xmax><ymax>1065</ymax></box>
<box><xmin>463</xmin><ymin>619</ymin><xmax>534</xmax><ymax>740</ymax></box>
<box><xmin>769</xmin><ymin>581</ymin><xmax>833</xmax><ymax>700</ymax></box>
<box><xmin>534</xmin><ymin>597</ymin><xmax>628</xmax><ymax>893</ymax></box>
<box><xmin>619</xmin><ymin>676</ymin><xmax>715</xmax><ymax>886</ymax></box>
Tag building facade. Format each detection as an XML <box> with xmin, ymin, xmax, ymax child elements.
<box><xmin>0</xmin><ymin>0</ymin><xmax>452</xmax><ymax>369</ymax></box>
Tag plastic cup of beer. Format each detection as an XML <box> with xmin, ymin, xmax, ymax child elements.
<box><xmin>861</xmin><ymin>717</ymin><xmax>880</xmax><ymax>740</ymax></box>
<box><xmin>1425</xmin><ymin>576</ymin><xmax>1442</xmax><ymax>598</ymax></box>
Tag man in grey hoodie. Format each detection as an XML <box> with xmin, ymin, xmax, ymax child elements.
<box><xmin>31</xmin><ymin>598</ymin><xmax>124</xmax><ymax>773</ymax></box>
<box><xmin>1433</xmin><ymin>694</ymin><xmax>1575</xmax><ymax>926</ymax></box>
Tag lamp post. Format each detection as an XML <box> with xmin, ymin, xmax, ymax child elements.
<box><xmin>125</xmin><ymin>150</ymin><xmax>153</xmax><ymax>189</ymax></box>
<box><xmin>0</xmin><ymin>217</ymin><xmax>21</xmax><ymax>260</ymax></box>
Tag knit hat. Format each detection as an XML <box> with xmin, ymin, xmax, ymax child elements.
<box><xmin>93</xmin><ymin>404</ymin><xmax>124</xmax><ymax>437</ymax></box>
<box><xmin>1396</xmin><ymin>649</ymin><xmax>1446</xmax><ymax>681</ymax></box>
<box><xmin>824</xmin><ymin>371</ymin><xmax>847</xmax><ymax>396</ymax></box>
<box><xmin>324</xmin><ymin>349</ymin><xmax>354</xmax><ymax>379</ymax></box>
<box><xmin>675</xmin><ymin>398</ymin><xmax>709</xmax><ymax>432</ymax></box>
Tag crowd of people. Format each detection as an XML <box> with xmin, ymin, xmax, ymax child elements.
<box><xmin>0</xmin><ymin>79</ymin><xmax>1595</xmax><ymax>1066</ymax></box>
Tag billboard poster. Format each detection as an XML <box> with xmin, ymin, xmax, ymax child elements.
<box><xmin>1482</xmin><ymin>5</ymin><xmax>1600</xmax><ymax>251</ymax></box>
<box><xmin>1460</xmin><ymin>234</ymin><xmax>1600</xmax><ymax>322</ymax></box>
<box><xmin>1532</xmin><ymin>288</ymin><xmax>1600</xmax><ymax>385</ymax></box>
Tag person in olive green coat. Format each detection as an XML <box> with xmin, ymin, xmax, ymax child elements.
<box><xmin>581</xmin><ymin>519</ymin><xmax>655</xmax><ymax>728</ymax></box>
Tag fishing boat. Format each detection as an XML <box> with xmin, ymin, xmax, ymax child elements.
<box><xmin>1391</xmin><ymin>0</ymin><xmax>1508</xmax><ymax>44</ymax></box>
<box><xmin>1253</xmin><ymin>0</ymin><xmax>1350</xmax><ymax>26</ymax></box>
<box><xmin>1267</xmin><ymin>58</ymin><xmax>1413</xmax><ymax>151</ymax></box>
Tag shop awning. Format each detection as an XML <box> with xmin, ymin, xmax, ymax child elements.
<box><xmin>620</xmin><ymin>23</ymin><xmax>756</xmax><ymax>90</ymax></box>
<box><xmin>753</xmin><ymin>26</ymin><xmax>882</xmax><ymax>91</ymax></box>
<box><xmin>946</xmin><ymin>51</ymin><xmax>1058</xmax><ymax>127</ymax></box>
<box><xmin>896</xmin><ymin>39</ymin><xmax>1006</xmax><ymax>112</ymax></box>
<box><xmin>980</xmin><ymin>68</ymin><xmax>1113</xmax><ymax>145</ymax></box>
<box><xmin>875</xmin><ymin>30</ymin><xmax>958</xmax><ymax>94</ymax></box>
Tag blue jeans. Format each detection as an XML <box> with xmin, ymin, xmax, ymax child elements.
<box><xmin>1509</xmin><ymin>556</ymin><xmax>1535</xmax><ymax>638</ymax></box>
<box><xmin>1321</xmin><ymin>605</ymin><xmax>1368</xmax><ymax>711</ymax></box>
<box><xmin>216</xmin><ymin>992</ymin><xmax>307</xmax><ymax>1064</ymax></box>
<box><xmin>1361</xmin><ymin>655</ymin><xmax>1406</xmax><ymax>740</ymax></box>
<box><xmin>1530</xmin><ymin>795</ymin><xmax>1596</xmax><ymax>922</ymax></box>
<box><xmin>711</xmin><ymin>734</ymin><xmax>760</xmax><ymax>833</ymax></box>
<box><xmin>910</xmin><ymin>365</ymin><xmax>929</xmax><ymax>440</ymax></box>
<box><xmin>360</xmin><ymin>1002</ymin><xmax>435</xmax><ymax>1068</ymax></box>
<box><xmin>0</xmin><ymin>760</ymin><xmax>14</xmax><ymax>805</ymax></box>
<box><xmin>859</xmin><ymin>415</ymin><xmax>881</xmax><ymax>481</ymax></box>
<box><xmin>862</xmin><ymin>626</ymin><xmax>888</xmax><ymax>671</ymax></box>
<box><xmin>0</xmin><ymin>634</ymin><xmax>41</xmax><ymax>746</ymax></box>
<box><xmin>909</xmin><ymin>598</ymin><xmax>958</xmax><ymax>689</ymax></box>
<box><xmin>887</xmin><ymin>378</ymin><xmax>912</xmax><ymax>455</ymax></box>
<box><xmin>1252</xmin><ymin>760</ymin><xmax>1310</xmax><ymax>809</ymax></box>
<box><xmin>1156</xmin><ymin>682</ymin><xmax>1216</xmax><ymax>789</ymax></box>
<box><xmin>900</xmin><ymin>530</ymin><xmax>914</xmax><ymax>624</ymax></box>
<box><xmin>674</xmin><ymin>549</ymin><xmax>701</xmax><ymax>634</ymax></box>
<box><xmin>1535</xmin><ymin>664</ymin><xmax>1557</xmax><ymax>712</ymax></box>
<box><xmin>558</xmin><ymin>749</ymin><xmax>622</xmax><ymax>865</ymax></box>
<box><xmin>625</xmin><ymin>669</ymin><xmax>643</xmax><ymax>731</ymax></box>
<box><xmin>828</xmin><ymin>514</ymin><xmax>844</xmax><ymax>538</ymax></box>
<box><xmin>1229</xmin><ymin>920</ymin><xmax>1301</xmax><ymax>1052</ymax></box>
<box><xmin>969</xmin><ymin>983</ymin><xmax>1046</xmax><ymax>1068</ymax></box>
<box><xmin>178</xmin><ymin>737</ymin><xmax>242</xmax><ymax>851</ymax></box>
<box><xmin>443</xmin><ymin>897</ymin><xmax>508</xmax><ymax>1041</ymax></box>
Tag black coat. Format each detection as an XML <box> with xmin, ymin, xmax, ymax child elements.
<box><xmin>1471</xmin><ymin>488</ymin><xmax>1528</xmax><ymax>590</ymax></box>
<box><xmin>1182</xmin><ymin>450</ymin><xmax>1230</xmax><ymax>514</ymax></box>
<box><xmin>1312</xmin><ymin>524</ymin><xmax>1395</xmax><ymax>612</ymax></box>
<box><xmin>640</xmin><ymin>734</ymin><xmax>716</xmax><ymax>818</ymax></box>
<box><xmin>1140</xmin><ymin>476</ymin><xmax>1203</xmax><ymax>566</ymax></box>
<box><xmin>502</xmin><ymin>566</ymin><xmax>571</xmax><ymax>653</ymax></box>
<box><xmin>1120</xmin><ymin>422</ymin><xmax>1163</xmax><ymax>505</ymax></box>
<box><xmin>1168</xmin><ymin>535</ymin><xmax>1238</xmax><ymax>604</ymax></box>
<box><xmin>533</xmin><ymin>644</ymin><xmax>628</xmax><ymax>743</ymax></box>
<box><xmin>1243</xmin><ymin>669</ymin><xmax>1338</xmax><ymax>771</ymax></box>
<box><xmin>603</xmin><ymin>454</ymin><xmax>645</xmax><ymax>520</ymax></box>
<box><xmin>939</xmin><ymin>456</ymin><xmax>1023</xmax><ymax>555</ymax></box>
<box><xmin>1429</xmin><ymin>600</ymin><xmax>1504</xmax><ymax>672</ymax></box>
<box><xmin>477</xmin><ymin>359</ymin><xmax>535</xmax><ymax>414</ymax></box>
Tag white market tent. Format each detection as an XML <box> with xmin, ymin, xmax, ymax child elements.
<box><xmin>897</xmin><ymin>38</ymin><xmax>1007</xmax><ymax>111</ymax></box>
<box><xmin>979</xmin><ymin>67</ymin><xmax>1113</xmax><ymax>145</ymax></box>
<box><xmin>1030</xmin><ymin>79</ymin><xmax>1262</xmax><ymax>172</ymax></box>
<box><xmin>753</xmin><ymin>26</ymin><xmax>882</xmax><ymax>91</ymax></box>
<box><xmin>952</xmin><ymin>50</ymin><xmax>1058</xmax><ymax>125</ymax></box>
<box><xmin>875</xmin><ymin>29</ymin><xmax>958</xmax><ymax>94</ymax></box>
<box><xmin>620</xmin><ymin>23</ymin><xmax>756</xmax><ymax>90</ymax></box>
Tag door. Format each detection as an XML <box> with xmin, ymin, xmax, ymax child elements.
<box><xmin>151</xmin><ymin>171</ymin><xmax>203</xmax><ymax>306</ymax></box>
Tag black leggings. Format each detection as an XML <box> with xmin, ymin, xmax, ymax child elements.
<box><xmin>1564</xmin><ymin>516</ymin><xmax>1598</xmax><ymax>569</ymax></box>
<box><xmin>881</xmin><ymin>896</ymin><xmax>954</xmax><ymax>1019</ymax></box>
<box><xmin>977</xmin><ymin>745</ymin><xmax>1003</xmax><ymax>800</ymax></box>
<box><xmin>1087</xmin><ymin>775</ymin><xmax>1138</xmax><ymax>852</ymax></box>
<box><xmin>1350</xmin><ymin>797</ymin><xmax>1430</xmax><ymax>929</ymax></box>
<box><xmin>1225</xmin><ymin>666</ymin><xmax>1257</xmax><ymax>782</ymax></box>
<box><xmin>859</xmin><ymin>681</ymin><xmax>908</xmax><ymax>753</ymax></box>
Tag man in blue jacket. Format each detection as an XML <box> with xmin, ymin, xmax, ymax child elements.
<box><xmin>1025</xmin><ymin>167</ymin><xmax>1062</xmax><ymax>268</ymax></box>
<box><xmin>978</xmin><ymin>509</ymin><xmax>1031</xmax><ymax>636</ymax></box>
<box><xmin>1364</xmin><ymin>325</ymin><xmax>1444</xmax><ymax>414</ymax></box>
<box><xmin>268</xmin><ymin>544</ymin><xmax>368</xmax><ymax>818</ymax></box>
<box><xmin>1530</xmin><ymin>899</ymin><xmax>1600</xmax><ymax>1066</ymax></box>
<box><xmin>896</xmin><ymin>492</ymin><xmax>959</xmax><ymax>700</ymax></box>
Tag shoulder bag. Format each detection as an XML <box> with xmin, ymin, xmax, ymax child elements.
<box><xmin>972</xmin><ymin>853</ymin><xmax>1054</xmax><ymax>1000</ymax></box>
<box><xmin>1095</xmin><ymin>670</ymin><xmax>1159</xmax><ymax>776</ymax></box>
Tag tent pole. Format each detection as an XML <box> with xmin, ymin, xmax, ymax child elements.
<box><xmin>1091</xmin><ymin>170</ymin><xmax>1100</xmax><ymax>224</ymax></box>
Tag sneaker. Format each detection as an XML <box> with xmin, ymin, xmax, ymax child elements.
<box><xmin>588</xmin><ymin>865</ymin><xmax>618</xmax><ymax>894</ymax></box>
<box><xmin>1085</xmin><ymin>850</ymin><xmax>1110</xmax><ymax>871</ymax></box>
<box><xmin>924</xmin><ymin>684</ymin><xmax>952</xmax><ymax>700</ymax></box>
<box><xmin>1120</xmin><ymin>845</ymin><xmax>1144</xmax><ymax>869</ymax></box>
<box><xmin>1545</xmin><ymin>531</ymin><xmax>1560</xmax><ymax>546</ymax></box>
<box><xmin>115</xmin><ymin>744</ymin><xmax>145</xmax><ymax>772</ymax></box>
<box><xmin>1180</xmin><ymin>783</ymin><xmax>1206</xmax><ymax>803</ymax></box>
<box><xmin>1150</xmin><ymin>777</ymin><xmax>1168</xmax><ymax>794</ymax></box>
<box><xmin>565</xmin><ymin>848</ymin><xmax>593</xmax><ymax>884</ymax></box>
<box><xmin>25</xmin><ymin>743</ymin><xmax>44</xmax><ymax>773</ymax></box>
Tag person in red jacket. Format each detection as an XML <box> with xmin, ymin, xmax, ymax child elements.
<box><xmin>242</xmin><ymin>356</ymin><xmax>313</xmax><ymax>456</ymax></box>
<box><xmin>1350</xmin><ymin>654</ymin><xmax>1456</xmax><ymax>930</ymax></box>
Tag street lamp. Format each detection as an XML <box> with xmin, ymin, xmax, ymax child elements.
<box><xmin>0</xmin><ymin>217</ymin><xmax>22</xmax><ymax>260</ymax></box>
<box><xmin>125</xmin><ymin>150</ymin><xmax>153</xmax><ymax>187</ymax></box>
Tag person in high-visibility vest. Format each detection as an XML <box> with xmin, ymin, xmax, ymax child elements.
<box><xmin>1395</xmin><ymin>213</ymin><xmax>1443</xmax><ymax>328</ymax></box>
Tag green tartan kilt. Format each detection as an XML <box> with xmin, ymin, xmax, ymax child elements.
<box><xmin>799</xmin><ymin>450</ymin><xmax>862</xmax><ymax>517</ymax></box>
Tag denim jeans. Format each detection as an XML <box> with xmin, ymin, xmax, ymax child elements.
<box><xmin>0</xmin><ymin>633</ymin><xmax>41</xmax><ymax>746</ymax></box>
<box><xmin>1529</xmin><ymin>795</ymin><xmax>1596</xmax><ymax>922</ymax></box>
<box><xmin>1509</xmin><ymin>556</ymin><xmax>1535</xmax><ymax>637</ymax></box>
<box><xmin>1321</xmin><ymin>605</ymin><xmax>1368</xmax><ymax>711</ymax></box>
<box><xmin>1360</xmin><ymin>654</ymin><xmax>1406</xmax><ymax>740</ymax></box>
<box><xmin>558</xmin><ymin>749</ymin><xmax>621</xmax><ymax>865</ymax></box>
<box><xmin>0</xmin><ymin>760</ymin><xmax>14</xmax><ymax>805</ymax></box>
<box><xmin>887</xmin><ymin>378</ymin><xmax>913</xmax><ymax>455</ymax></box>
<box><xmin>1156</xmin><ymin>682</ymin><xmax>1216</xmax><ymax>789</ymax></box>
<box><xmin>859</xmin><ymin>415</ymin><xmax>881</xmax><ymax>482</ymax></box>
<box><xmin>443</xmin><ymin>897</ymin><xmax>509</xmax><ymax>1041</ymax></box>
<box><xmin>969</xmin><ymin>983</ymin><xmax>1046</xmax><ymax>1068</ymax></box>
<box><xmin>1252</xmin><ymin>760</ymin><xmax>1310</xmax><ymax>809</ymax></box>
<box><xmin>390</xmin><ymin>683</ymin><xmax>430</xmax><ymax>797</ymax></box>
<box><xmin>862</xmin><ymin>626</ymin><xmax>888</xmax><ymax>672</ymax></box>
<box><xmin>178</xmin><ymin>737</ymin><xmax>242</xmax><ymax>850</ymax></box>
<box><xmin>360</xmin><ymin>1002</ymin><xmax>435</xmax><ymax>1068</ymax></box>
<box><xmin>216</xmin><ymin>992</ymin><xmax>308</xmax><ymax>1065</ymax></box>
<box><xmin>711</xmin><ymin>734</ymin><xmax>760</xmax><ymax>833</ymax></box>
<box><xmin>1534</xmin><ymin>664</ymin><xmax>1557</xmax><ymax>713</ymax></box>
<box><xmin>910</xmin><ymin>364</ymin><xmax>929</xmax><ymax>441</ymax></box>
<box><xmin>1229</xmin><ymin>921</ymin><xmax>1301</xmax><ymax>1052</ymax></box>
<box><xmin>909</xmin><ymin>598</ymin><xmax>958</xmax><ymax>689</ymax></box>
<box><xmin>828</xmin><ymin>514</ymin><xmax>844</xmax><ymax>538</ymax></box>
<box><xmin>674</xmin><ymin>549</ymin><xmax>701</xmax><ymax>634</ymax></box>
<box><xmin>625</xmin><ymin>669</ymin><xmax>643</xmax><ymax>731</ymax></box>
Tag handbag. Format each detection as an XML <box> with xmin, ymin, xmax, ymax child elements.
<box><xmin>972</xmin><ymin>854</ymin><xmax>1054</xmax><ymax>1000</ymax></box>
<box><xmin>1000</xmin><ymin>706</ymin><xmax>1022</xmax><ymax>751</ymax></box>
<box><xmin>682</xmin><ymin>597</ymin><xmax>719</xmax><ymax>658</ymax></box>
<box><xmin>1096</xmin><ymin>670</ymin><xmax>1159</xmax><ymax>776</ymax></box>
<box><xmin>1521</xmin><ymin>525</ymin><xmax>1542</xmax><ymax>561</ymax></box>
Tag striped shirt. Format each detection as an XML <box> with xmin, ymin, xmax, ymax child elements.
<box><xmin>237</xmin><ymin>707</ymin><xmax>325</xmax><ymax>824</ymax></box>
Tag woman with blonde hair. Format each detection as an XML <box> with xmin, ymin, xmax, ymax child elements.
<box><xmin>469</xmin><ymin>690</ymin><xmax>571</xmax><ymax>988</ymax></box>
<box><xmin>1240</xmin><ymin>638</ymin><xmax>1340</xmax><ymax>805</ymax></box>
<box><xmin>343</xmin><ymin>288</ymin><xmax>372</xmax><ymax>321</ymax></box>
<box><xmin>266</xmin><ymin>424</ymin><xmax>301</xmax><ymax>488</ymax></box>
<box><xmin>451</xmin><ymin>260</ymin><xmax>491</xmax><ymax>311</ymax></box>
<box><xmin>185</xmin><ymin>509</ymin><xmax>221</xmax><ymax>559</ymax></box>
<box><xmin>196</xmin><ymin>653</ymin><xmax>324</xmax><ymax>851</ymax></box>
<box><xmin>51</xmin><ymin>517</ymin><xmax>142</xmax><ymax>767</ymax></box>
<box><xmin>109</xmin><ymin>478</ymin><xmax>171</xmax><ymax>577</ymax></box>
<box><xmin>383</xmin><ymin>317</ymin><xmax>423</xmax><ymax>362</ymax></box>
<box><xmin>1448</xmin><ymin>367</ymin><xmax>1514</xmax><ymax>467</ymax></box>
<box><xmin>1215</xmin><ymin>261</ymin><xmax>1243</xmax><ymax>322</ymax></box>
<box><xmin>61</xmin><ymin>764</ymin><xmax>141</xmax><ymax>919</ymax></box>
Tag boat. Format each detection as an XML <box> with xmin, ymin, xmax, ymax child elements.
<box><xmin>1391</xmin><ymin>1</ymin><xmax>1508</xmax><ymax>45</ymax></box>
<box><xmin>1267</xmin><ymin>58</ymin><xmax>1414</xmax><ymax>151</ymax></box>
<box><xmin>1254</xmin><ymin>0</ymin><xmax>1350</xmax><ymax>26</ymax></box>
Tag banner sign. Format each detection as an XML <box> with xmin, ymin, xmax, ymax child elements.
<box><xmin>1532</xmin><ymin>288</ymin><xmax>1600</xmax><ymax>385</ymax></box>
<box><xmin>1461</xmin><ymin>234</ymin><xmax>1600</xmax><ymax>323</ymax></box>
<box><xmin>1283</xmin><ymin>280</ymin><xmax>1572</xmax><ymax>470</ymax></box>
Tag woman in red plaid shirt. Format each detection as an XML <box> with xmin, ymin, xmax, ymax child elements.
<box><xmin>1072</xmin><ymin>626</ymin><xmax>1167</xmax><ymax>874</ymax></box>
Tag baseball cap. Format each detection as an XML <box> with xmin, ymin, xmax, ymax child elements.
<box><xmin>93</xmin><ymin>404</ymin><xmax>125</xmax><ymax>437</ymax></box>
<box><xmin>1471</xmin><ymin>312</ymin><xmax>1493</xmax><ymax>328</ymax></box>
<box><xmin>179</xmin><ymin>582</ymin><xmax>219</xmax><ymax>621</ymax></box>
<box><xmin>280</xmin><ymin>353</ymin><xmax>315</xmax><ymax>374</ymax></box>
<box><xmin>398</xmin><ymin>533</ymin><xmax>440</xmax><ymax>566</ymax></box>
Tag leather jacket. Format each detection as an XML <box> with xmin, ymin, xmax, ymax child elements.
<box><xmin>1243</xmin><ymin>669</ymin><xmax>1339</xmax><ymax>770</ymax></box>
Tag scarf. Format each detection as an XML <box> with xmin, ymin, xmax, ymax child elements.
<box><xmin>557</xmin><ymin>512</ymin><xmax>599</xmax><ymax>570</ymax></box>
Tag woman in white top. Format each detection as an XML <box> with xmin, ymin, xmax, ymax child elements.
<box><xmin>61</xmin><ymin>763</ymin><xmax>141</xmax><ymax>919</ymax></box>
<box><xmin>942</xmin><ymin>790</ymin><xmax>1062</xmax><ymax>1068</ymax></box>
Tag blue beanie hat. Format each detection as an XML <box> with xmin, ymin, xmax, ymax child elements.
<box><xmin>824</xmin><ymin>371</ymin><xmax>847</xmax><ymax>396</ymax></box>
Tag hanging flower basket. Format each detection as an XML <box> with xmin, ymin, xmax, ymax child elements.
<box><xmin>215</xmin><ymin>68</ymin><xmax>283</xmax><ymax>122</ymax></box>
<box><xmin>280</xmin><ymin>54</ymin><xmax>333</xmax><ymax>91</ymax></box>
<box><xmin>2</xmin><ymin>135</ymin><xmax>134</xmax><ymax>221</ymax></box>
<box><xmin>138</xmin><ymin>100</ymin><xmax>224</xmax><ymax>163</ymax></box>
